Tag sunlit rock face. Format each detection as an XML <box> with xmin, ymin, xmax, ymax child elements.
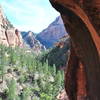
<box><xmin>0</xmin><ymin>29</ymin><xmax>9</xmax><ymax>46</ymax></box>
<box><xmin>36</xmin><ymin>16</ymin><xmax>68</xmax><ymax>48</ymax></box>
<box><xmin>0</xmin><ymin>6</ymin><xmax>8</xmax><ymax>46</ymax></box>
<box><xmin>6</xmin><ymin>29</ymin><xmax>23</xmax><ymax>47</ymax></box>
<box><xmin>21</xmin><ymin>31</ymin><xmax>46</xmax><ymax>54</ymax></box>
<box><xmin>0</xmin><ymin>5</ymin><xmax>23</xmax><ymax>47</ymax></box>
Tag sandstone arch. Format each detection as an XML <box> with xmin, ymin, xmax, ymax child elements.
<box><xmin>50</xmin><ymin>0</ymin><xmax>100</xmax><ymax>100</ymax></box>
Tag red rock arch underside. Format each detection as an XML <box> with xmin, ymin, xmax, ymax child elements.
<box><xmin>50</xmin><ymin>0</ymin><xmax>100</xmax><ymax>100</ymax></box>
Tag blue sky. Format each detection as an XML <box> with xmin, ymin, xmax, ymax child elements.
<box><xmin>0</xmin><ymin>0</ymin><xmax>59</xmax><ymax>33</ymax></box>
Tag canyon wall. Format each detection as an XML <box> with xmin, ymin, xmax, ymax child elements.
<box><xmin>0</xmin><ymin>6</ymin><xmax>23</xmax><ymax>47</ymax></box>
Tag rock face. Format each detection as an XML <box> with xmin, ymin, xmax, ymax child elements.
<box><xmin>0</xmin><ymin>6</ymin><xmax>23</xmax><ymax>47</ymax></box>
<box><xmin>50</xmin><ymin>0</ymin><xmax>100</xmax><ymax>99</ymax></box>
<box><xmin>0</xmin><ymin>6</ymin><xmax>8</xmax><ymax>46</ymax></box>
<box><xmin>21</xmin><ymin>31</ymin><xmax>46</xmax><ymax>54</ymax></box>
<box><xmin>36</xmin><ymin>16</ymin><xmax>67</xmax><ymax>48</ymax></box>
<box><xmin>6</xmin><ymin>29</ymin><xmax>23</xmax><ymax>47</ymax></box>
<box><xmin>57</xmin><ymin>89</ymin><xmax>68</xmax><ymax>100</ymax></box>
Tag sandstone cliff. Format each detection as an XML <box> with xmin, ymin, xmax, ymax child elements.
<box><xmin>0</xmin><ymin>6</ymin><xmax>23</xmax><ymax>47</ymax></box>
<box><xmin>50</xmin><ymin>0</ymin><xmax>100</xmax><ymax>99</ymax></box>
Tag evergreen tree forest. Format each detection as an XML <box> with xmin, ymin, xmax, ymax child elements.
<box><xmin>0</xmin><ymin>45</ymin><xmax>64</xmax><ymax>100</ymax></box>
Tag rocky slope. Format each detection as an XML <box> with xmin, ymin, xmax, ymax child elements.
<box><xmin>0</xmin><ymin>6</ymin><xmax>23</xmax><ymax>47</ymax></box>
<box><xmin>36</xmin><ymin>16</ymin><xmax>67</xmax><ymax>48</ymax></box>
<box><xmin>21</xmin><ymin>31</ymin><xmax>46</xmax><ymax>54</ymax></box>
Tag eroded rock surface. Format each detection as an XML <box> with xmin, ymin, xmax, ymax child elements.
<box><xmin>0</xmin><ymin>6</ymin><xmax>23</xmax><ymax>47</ymax></box>
<box><xmin>50</xmin><ymin>0</ymin><xmax>100</xmax><ymax>99</ymax></box>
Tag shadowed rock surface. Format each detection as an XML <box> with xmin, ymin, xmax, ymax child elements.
<box><xmin>50</xmin><ymin>0</ymin><xmax>100</xmax><ymax>100</ymax></box>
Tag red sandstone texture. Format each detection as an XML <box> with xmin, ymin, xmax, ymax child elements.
<box><xmin>50</xmin><ymin>0</ymin><xmax>100</xmax><ymax>100</ymax></box>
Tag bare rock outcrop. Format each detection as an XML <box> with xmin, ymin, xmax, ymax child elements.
<box><xmin>57</xmin><ymin>89</ymin><xmax>68</xmax><ymax>100</ymax></box>
<box><xmin>21</xmin><ymin>31</ymin><xmax>46</xmax><ymax>54</ymax></box>
<box><xmin>6</xmin><ymin>29</ymin><xmax>23</xmax><ymax>47</ymax></box>
<box><xmin>0</xmin><ymin>5</ymin><xmax>23</xmax><ymax>47</ymax></box>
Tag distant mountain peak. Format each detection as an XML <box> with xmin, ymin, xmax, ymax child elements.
<box><xmin>51</xmin><ymin>16</ymin><xmax>64</xmax><ymax>25</ymax></box>
<box><xmin>36</xmin><ymin>16</ymin><xmax>67</xmax><ymax>48</ymax></box>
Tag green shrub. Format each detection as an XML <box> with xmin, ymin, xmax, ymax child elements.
<box><xmin>21</xmin><ymin>88</ymin><xmax>31</xmax><ymax>100</ymax></box>
<box><xmin>0</xmin><ymin>45</ymin><xmax>64</xmax><ymax>100</ymax></box>
<box><xmin>18</xmin><ymin>75</ymin><xmax>27</xmax><ymax>84</ymax></box>
<box><xmin>8</xmin><ymin>79</ymin><xmax>17</xmax><ymax>100</ymax></box>
<box><xmin>0</xmin><ymin>98</ymin><xmax>2</xmax><ymax>100</ymax></box>
<box><xmin>0</xmin><ymin>45</ymin><xmax>7</xmax><ymax>82</ymax></box>
<box><xmin>40</xmin><ymin>93</ymin><xmax>52</xmax><ymax>100</ymax></box>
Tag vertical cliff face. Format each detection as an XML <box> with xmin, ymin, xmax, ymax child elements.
<box><xmin>0</xmin><ymin>6</ymin><xmax>23</xmax><ymax>47</ymax></box>
<box><xmin>50</xmin><ymin>0</ymin><xmax>100</xmax><ymax>99</ymax></box>
<box><xmin>6</xmin><ymin>29</ymin><xmax>23</xmax><ymax>47</ymax></box>
<box><xmin>0</xmin><ymin>6</ymin><xmax>8</xmax><ymax>46</ymax></box>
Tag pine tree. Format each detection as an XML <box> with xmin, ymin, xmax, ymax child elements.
<box><xmin>21</xmin><ymin>88</ymin><xmax>31</xmax><ymax>100</ymax></box>
<box><xmin>0</xmin><ymin>45</ymin><xmax>6</xmax><ymax>83</ymax></box>
<box><xmin>16</xmin><ymin>96</ymin><xmax>20</xmax><ymax>100</ymax></box>
<box><xmin>53</xmin><ymin>64</ymin><xmax>56</xmax><ymax>77</ymax></box>
<box><xmin>8</xmin><ymin>47</ymin><xmax>15</xmax><ymax>65</ymax></box>
<box><xmin>8</xmin><ymin>79</ymin><xmax>17</xmax><ymax>100</ymax></box>
<box><xmin>0</xmin><ymin>98</ymin><xmax>2</xmax><ymax>100</ymax></box>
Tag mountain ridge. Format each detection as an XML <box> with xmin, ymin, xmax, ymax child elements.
<box><xmin>36</xmin><ymin>16</ymin><xmax>68</xmax><ymax>48</ymax></box>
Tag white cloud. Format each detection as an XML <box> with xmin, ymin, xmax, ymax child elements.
<box><xmin>0</xmin><ymin>0</ymin><xmax>60</xmax><ymax>33</ymax></box>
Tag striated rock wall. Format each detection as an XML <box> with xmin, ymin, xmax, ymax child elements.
<box><xmin>50</xmin><ymin>0</ymin><xmax>100</xmax><ymax>99</ymax></box>
<box><xmin>0</xmin><ymin>5</ymin><xmax>23</xmax><ymax>47</ymax></box>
